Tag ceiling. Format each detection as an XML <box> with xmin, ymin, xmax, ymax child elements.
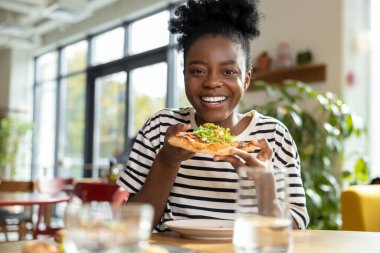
<box><xmin>0</xmin><ymin>0</ymin><xmax>119</xmax><ymax>50</ymax></box>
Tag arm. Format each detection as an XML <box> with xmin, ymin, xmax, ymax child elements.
<box><xmin>127</xmin><ymin>124</ymin><xmax>194</xmax><ymax>228</ymax></box>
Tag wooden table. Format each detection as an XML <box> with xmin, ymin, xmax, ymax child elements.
<box><xmin>0</xmin><ymin>192</ymin><xmax>70</xmax><ymax>239</ymax></box>
<box><xmin>0</xmin><ymin>229</ymin><xmax>379</xmax><ymax>253</ymax></box>
<box><xmin>150</xmin><ymin>230</ymin><xmax>380</xmax><ymax>253</ymax></box>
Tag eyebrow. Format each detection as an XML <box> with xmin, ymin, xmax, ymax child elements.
<box><xmin>187</xmin><ymin>59</ymin><xmax>238</xmax><ymax>66</ymax></box>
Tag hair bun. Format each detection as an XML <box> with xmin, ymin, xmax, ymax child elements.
<box><xmin>169</xmin><ymin>0</ymin><xmax>260</xmax><ymax>46</ymax></box>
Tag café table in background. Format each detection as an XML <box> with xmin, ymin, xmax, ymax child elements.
<box><xmin>0</xmin><ymin>192</ymin><xmax>70</xmax><ymax>240</ymax></box>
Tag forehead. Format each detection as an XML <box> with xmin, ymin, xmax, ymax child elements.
<box><xmin>185</xmin><ymin>35</ymin><xmax>246</xmax><ymax>64</ymax></box>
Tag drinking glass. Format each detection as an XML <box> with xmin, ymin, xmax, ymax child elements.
<box><xmin>233</xmin><ymin>166</ymin><xmax>292</xmax><ymax>253</ymax></box>
<box><xmin>64</xmin><ymin>201</ymin><xmax>154</xmax><ymax>253</ymax></box>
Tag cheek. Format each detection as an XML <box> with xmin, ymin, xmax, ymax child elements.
<box><xmin>184</xmin><ymin>83</ymin><xmax>195</xmax><ymax>100</ymax></box>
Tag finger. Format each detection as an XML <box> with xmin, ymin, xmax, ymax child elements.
<box><xmin>166</xmin><ymin>123</ymin><xmax>192</xmax><ymax>137</ymax></box>
<box><xmin>213</xmin><ymin>155</ymin><xmax>244</xmax><ymax>169</ymax></box>
<box><xmin>228</xmin><ymin>148</ymin><xmax>265</xmax><ymax>168</ymax></box>
<box><xmin>251</xmin><ymin>139</ymin><xmax>273</xmax><ymax>162</ymax></box>
<box><xmin>251</xmin><ymin>139</ymin><xmax>269</xmax><ymax>149</ymax></box>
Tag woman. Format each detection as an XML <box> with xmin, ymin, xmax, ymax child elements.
<box><xmin>117</xmin><ymin>0</ymin><xmax>309</xmax><ymax>231</ymax></box>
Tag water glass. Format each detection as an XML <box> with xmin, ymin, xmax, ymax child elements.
<box><xmin>233</xmin><ymin>166</ymin><xmax>292</xmax><ymax>253</ymax></box>
<box><xmin>64</xmin><ymin>201</ymin><xmax>154</xmax><ymax>253</ymax></box>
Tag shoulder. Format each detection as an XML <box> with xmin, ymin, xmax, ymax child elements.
<box><xmin>253</xmin><ymin>111</ymin><xmax>290</xmax><ymax>133</ymax></box>
<box><xmin>141</xmin><ymin>107</ymin><xmax>192</xmax><ymax>133</ymax></box>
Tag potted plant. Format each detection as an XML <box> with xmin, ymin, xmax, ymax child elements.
<box><xmin>241</xmin><ymin>80</ymin><xmax>368</xmax><ymax>229</ymax></box>
<box><xmin>0</xmin><ymin>116</ymin><xmax>33</xmax><ymax>178</ymax></box>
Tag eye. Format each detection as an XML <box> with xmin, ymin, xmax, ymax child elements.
<box><xmin>224</xmin><ymin>69</ymin><xmax>238</xmax><ymax>75</ymax></box>
<box><xmin>189</xmin><ymin>68</ymin><xmax>206</xmax><ymax>76</ymax></box>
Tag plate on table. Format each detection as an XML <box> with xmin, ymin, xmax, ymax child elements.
<box><xmin>164</xmin><ymin>219</ymin><xmax>234</xmax><ymax>240</ymax></box>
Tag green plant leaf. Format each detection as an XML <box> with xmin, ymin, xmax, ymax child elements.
<box><xmin>353</xmin><ymin>157</ymin><xmax>369</xmax><ymax>183</ymax></box>
<box><xmin>306</xmin><ymin>188</ymin><xmax>322</xmax><ymax>208</ymax></box>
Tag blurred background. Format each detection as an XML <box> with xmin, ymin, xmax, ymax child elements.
<box><xmin>0</xmin><ymin>0</ymin><xmax>378</xmax><ymax>230</ymax></box>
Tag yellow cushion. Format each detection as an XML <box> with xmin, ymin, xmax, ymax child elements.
<box><xmin>341</xmin><ymin>185</ymin><xmax>380</xmax><ymax>232</ymax></box>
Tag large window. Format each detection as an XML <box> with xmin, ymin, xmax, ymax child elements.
<box><xmin>33</xmin><ymin>9</ymin><xmax>180</xmax><ymax>178</ymax></box>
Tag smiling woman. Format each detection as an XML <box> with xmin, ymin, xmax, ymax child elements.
<box><xmin>117</xmin><ymin>0</ymin><xmax>309</xmax><ymax>232</ymax></box>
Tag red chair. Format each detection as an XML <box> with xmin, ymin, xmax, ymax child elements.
<box><xmin>73</xmin><ymin>182</ymin><xmax>129</xmax><ymax>206</ymax></box>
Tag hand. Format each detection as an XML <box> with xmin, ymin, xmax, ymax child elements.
<box><xmin>213</xmin><ymin>138</ymin><xmax>273</xmax><ymax>170</ymax></box>
<box><xmin>158</xmin><ymin>123</ymin><xmax>195</xmax><ymax>166</ymax></box>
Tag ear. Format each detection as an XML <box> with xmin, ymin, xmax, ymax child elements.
<box><xmin>244</xmin><ymin>69</ymin><xmax>252</xmax><ymax>91</ymax></box>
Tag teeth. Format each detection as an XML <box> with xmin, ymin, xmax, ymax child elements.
<box><xmin>201</xmin><ymin>96</ymin><xmax>227</xmax><ymax>103</ymax></box>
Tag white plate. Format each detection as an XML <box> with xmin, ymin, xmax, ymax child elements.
<box><xmin>164</xmin><ymin>219</ymin><xmax>234</xmax><ymax>240</ymax></box>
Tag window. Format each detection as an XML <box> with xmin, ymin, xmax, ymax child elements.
<box><xmin>34</xmin><ymin>51</ymin><xmax>58</xmax><ymax>177</ymax></box>
<box><xmin>33</xmin><ymin>7</ymin><xmax>180</xmax><ymax>178</ymax></box>
<box><xmin>60</xmin><ymin>74</ymin><xmax>86</xmax><ymax>178</ymax></box>
<box><xmin>130</xmin><ymin>62</ymin><xmax>167</xmax><ymax>135</ymax></box>
<box><xmin>94</xmin><ymin>72</ymin><xmax>127</xmax><ymax>169</ymax></box>
<box><xmin>34</xmin><ymin>81</ymin><xmax>57</xmax><ymax>178</ymax></box>
<box><xmin>92</xmin><ymin>27</ymin><xmax>125</xmax><ymax>65</ymax></box>
<box><xmin>175</xmin><ymin>51</ymin><xmax>191</xmax><ymax>108</ymax></box>
<box><xmin>61</xmin><ymin>41</ymin><xmax>88</xmax><ymax>74</ymax></box>
<box><xmin>36</xmin><ymin>52</ymin><xmax>57</xmax><ymax>82</ymax></box>
<box><xmin>129</xmin><ymin>11</ymin><xmax>170</xmax><ymax>55</ymax></box>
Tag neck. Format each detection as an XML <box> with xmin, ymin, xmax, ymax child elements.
<box><xmin>195</xmin><ymin>112</ymin><xmax>244</xmax><ymax>134</ymax></box>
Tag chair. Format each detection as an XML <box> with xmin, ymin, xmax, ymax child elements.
<box><xmin>34</xmin><ymin>178</ymin><xmax>73</xmax><ymax>238</ymax></box>
<box><xmin>73</xmin><ymin>182</ymin><xmax>129</xmax><ymax>205</ymax></box>
<box><xmin>0</xmin><ymin>180</ymin><xmax>35</xmax><ymax>241</ymax></box>
<box><xmin>341</xmin><ymin>185</ymin><xmax>380</xmax><ymax>232</ymax></box>
<box><xmin>35</xmin><ymin>178</ymin><xmax>74</xmax><ymax>194</ymax></box>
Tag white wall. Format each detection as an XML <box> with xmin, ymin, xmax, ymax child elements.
<box><xmin>245</xmin><ymin>0</ymin><xmax>343</xmax><ymax>101</ymax></box>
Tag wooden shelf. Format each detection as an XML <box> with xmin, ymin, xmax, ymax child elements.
<box><xmin>249</xmin><ymin>63</ymin><xmax>326</xmax><ymax>90</ymax></box>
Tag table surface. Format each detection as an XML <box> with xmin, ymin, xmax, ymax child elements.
<box><xmin>0</xmin><ymin>229</ymin><xmax>380</xmax><ymax>253</ymax></box>
<box><xmin>153</xmin><ymin>230</ymin><xmax>380</xmax><ymax>253</ymax></box>
<box><xmin>0</xmin><ymin>192</ymin><xmax>70</xmax><ymax>206</ymax></box>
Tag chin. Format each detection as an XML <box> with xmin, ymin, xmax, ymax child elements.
<box><xmin>196</xmin><ymin>111</ymin><xmax>230</xmax><ymax>124</ymax></box>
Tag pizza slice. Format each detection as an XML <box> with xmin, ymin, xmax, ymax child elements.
<box><xmin>168</xmin><ymin>123</ymin><xmax>257</xmax><ymax>155</ymax></box>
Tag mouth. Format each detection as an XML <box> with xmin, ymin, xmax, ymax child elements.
<box><xmin>200</xmin><ymin>96</ymin><xmax>228</xmax><ymax>104</ymax></box>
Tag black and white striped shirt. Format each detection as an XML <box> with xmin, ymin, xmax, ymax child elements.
<box><xmin>117</xmin><ymin>107</ymin><xmax>309</xmax><ymax>230</ymax></box>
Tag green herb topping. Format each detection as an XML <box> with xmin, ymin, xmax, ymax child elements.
<box><xmin>193</xmin><ymin>123</ymin><xmax>238</xmax><ymax>143</ymax></box>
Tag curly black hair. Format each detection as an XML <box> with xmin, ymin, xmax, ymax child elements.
<box><xmin>169</xmin><ymin>0</ymin><xmax>261</xmax><ymax>69</ymax></box>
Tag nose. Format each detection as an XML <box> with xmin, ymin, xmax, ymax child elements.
<box><xmin>204</xmin><ymin>71</ymin><xmax>222</xmax><ymax>89</ymax></box>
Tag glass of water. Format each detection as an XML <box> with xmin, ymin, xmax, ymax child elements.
<box><xmin>233</xmin><ymin>166</ymin><xmax>293</xmax><ymax>253</ymax></box>
<box><xmin>64</xmin><ymin>201</ymin><xmax>154</xmax><ymax>253</ymax></box>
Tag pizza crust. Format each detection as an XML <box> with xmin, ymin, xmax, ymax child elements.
<box><xmin>22</xmin><ymin>241</ymin><xmax>59</xmax><ymax>253</ymax></box>
<box><xmin>168</xmin><ymin>132</ymin><xmax>257</xmax><ymax>155</ymax></box>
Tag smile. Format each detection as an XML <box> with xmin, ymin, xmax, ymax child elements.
<box><xmin>200</xmin><ymin>96</ymin><xmax>227</xmax><ymax>103</ymax></box>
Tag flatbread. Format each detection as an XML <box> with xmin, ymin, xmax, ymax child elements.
<box><xmin>168</xmin><ymin>132</ymin><xmax>257</xmax><ymax>155</ymax></box>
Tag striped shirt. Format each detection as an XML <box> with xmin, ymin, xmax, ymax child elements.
<box><xmin>117</xmin><ymin>107</ymin><xmax>309</xmax><ymax>230</ymax></box>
